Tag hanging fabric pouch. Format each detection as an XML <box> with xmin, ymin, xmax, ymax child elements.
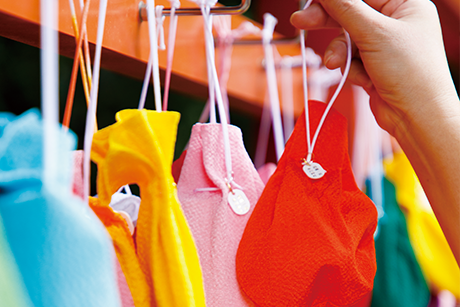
<box><xmin>0</xmin><ymin>110</ymin><xmax>121</xmax><ymax>307</ymax></box>
<box><xmin>176</xmin><ymin>1</ymin><xmax>264</xmax><ymax>305</ymax></box>
<box><xmin>177</xmin><ymin>123</ymin><xmax>264</xmax><ymax>306</ymax></box>
<box><xmin>88</xmin><ymin>195</ymin><xmax>149</xmax><ymax>307</ymax></box>
<box><xmin>236</xmin><ymin>100</ymin><xmax>378</xmax><ymax>306</ymax></box>
<box><xmin>91</xmin><ymin>109</ymin><xmax>206</xmax><ymax>307</ymax></box>
<box><xmin>368</xmin><ymin>176</ymin><xmax>430</xmax><ymax>307</ymax></box>
<box><xmin>384</xmin><ymin>152</ymin><xmax>460</xmax><ymax>299</ymax></box>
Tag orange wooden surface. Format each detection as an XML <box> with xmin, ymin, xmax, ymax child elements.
<box><xmin>0</xmin><ymin>0</ymin><xmax>307</xmax><ymax>116</ymax></box>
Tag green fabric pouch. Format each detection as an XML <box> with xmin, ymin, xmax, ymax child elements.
<box><xmin>367</xmin><ymin>177</ymin><xmax>430</xmax><ymax>307</ymax></box>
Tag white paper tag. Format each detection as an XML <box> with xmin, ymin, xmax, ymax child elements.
<box><xmin>115</xmin><ymin>210</ymin><xmax>135</xmax><ymax>235</ymax></box>
<box><xmin>228</xmin><ymin>189</ymin><xmax>251</xmax><ymax>215</ymax></box>
<box><xmin>303</xmin><ymin>162</ymin><xmax>326</xmax><ymax>179</ymax></box>
<box><xmin>109</xmin><ymin>192</ymin><xmax>141</xmax><ymax>226</ymax></box>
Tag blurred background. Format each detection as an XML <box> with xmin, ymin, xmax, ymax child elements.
<box><xmin>0</xmin><ymin>0</ymin><xmax>458</xmax><ymax>194</ymax></box>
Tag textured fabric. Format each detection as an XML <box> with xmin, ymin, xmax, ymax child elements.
<box><xmin>177</xmin><ymin>123</ymin><xmax>264</xmax><ymax>306</ymax></box>
<box><xmin>368</xmin><ymin>177</ymin><xmax>430</xmax><ymax>307</ymax></box>
<box><xmin>89</xmin><ymin>197</ymin><xmax>149</xmax><ymax>307</ymax></box>
<box><xmin>172</xmin><ymin>149</ymin><xmax>187</xmax><ymax>183</ymax></box>
<box><xmin>236</xmin><ymin>100</ymin><xmax>378</xmax><ymax>306</ymax></box>
<box><xmin>109</xmin><ymin>191</ymin><xmax>141</xmax><ymax>227</ymax></box>
<box><xmin>0</xmin><ymin>215</ymin><xmax>33</xmax><ymax>307</ymax></box>
<box><xmin>71</xmin><ymin>149</ymin><xmax>139</xmax><ymax>307</ymax></box>
<box><xmin>0</xmin><ymin>113</ymin><xmax>33</xmax><ymax>307</ymax></box>
<box><xmin>385</xmin><ymin>152</ymin><xmax>460</xmax><ymax>299</ymax></box>
<box><xmin>91</xmin><ymin>109</ymin><xmax>206</xmax><ymax>307</ymax></box>
<box><xmin>0</xmin><ymin>109</ymin><xmax>121</xmax><ymax>307</ymax></box>
<box><xmin>115</xmin><ymin>251</ymin><xmax>136</xmax><ymax>307</ymax></box>
<box><xmin>427</xmin><ymin>291</ymin><xmax>458</xmax><ymax>307</ymax></box>
<box><xmin>71</xmin><ymin>150</ymin><xmax>84</xmax><ymax>200</ymax></box>
<box><xmin>257</xmin><ymin>162</ymin><xmax>277</xmax><ymax>185</ymax></box>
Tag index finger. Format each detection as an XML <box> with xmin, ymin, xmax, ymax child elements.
<box><xmin>291</xmin><ymin>2</ymin><xmax>341</xmax><ymax>30</ymax></box>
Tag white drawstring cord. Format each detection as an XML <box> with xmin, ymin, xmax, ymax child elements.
<box><xmin>253</xmin><ymin>91</ymin><xmax>271</xmax><ymax>169</ymax></box>
<box><xmin>309</xmin><ymin>67</ymin><xmax>342</xmax><ymax>102</ymax></box>
<box><xmin>82</xmin><ymin>0</ymin><xmax>109</xmax><ymax>201</ymax></box>
<box><xmin>162</xmin><ymin>0</ymin><xmax>180</xmax><ymax>110</ymax></box>
<box><xmin>147</xmin><ymin>0</ymin><xmax>163</xmax><ymax>112</ymax></box>
<box><xmin>254</xmin><ymin>49</ymin><xmax>322</xmax><ymax>167</ymax></box>
<box><xmin>76</xmin><ymin>0</ymin><xmax>93</xmax><ymax>80</ymax></box>
<box><xmin>280</xmin><ymin>56</ymin><xmax>295</xmax><ymax>141</ymax></box>
<box><xmin>214</xmin><ymin>17</ymin><xmax>262</xmax><ymax>123</ymax></box>
<box><xmin>138</xmin><ymin>58</ymin><xmax>152</xmax><ymax>110</ymax></box>
<box><xmin>138</xmin><ymin>3</ymin><xmax>166</xmax><ymax>110</ymax></box>
<box><xmin>262</xmin><ymin>13</ymin><xmax>284</xmax><ymax>162</ymax></box>
<box><xmin>41</xmin><ymin>0</ymin><xmax>59</xmax><ymax>187</ymax></box>
<box><xmin>156</xmin><ymin>6</ymin><xmax>166</xmax><ymax>51</ymax></box>
<box><xmin>196</xmin><ymin>19</ymin><xmax>261</xmax><ymax>124</ymax></box>
<box><xmin>203</xmin><ymin>8</ymin><xmax>217</xmax><ymax>124</ymax></box>
<box><xmin>301</xmin><ymin>0</ymin><xmax>352</xmax><ymax>166</ymax></box>
<box><xmin>192</xmin><ymin>0</ymin><xmax>243</xmax><ymax>192</ymax></box>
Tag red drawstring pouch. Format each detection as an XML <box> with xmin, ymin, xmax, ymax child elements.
<box><xmin>236</xmin><ymin>100</ymin><xmax>378</xmax><ymax>306</ymax></box>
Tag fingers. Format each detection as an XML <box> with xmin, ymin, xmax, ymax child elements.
<box><xmin>292</xmin><ymin>0</ymin><xmax>386</xmax><ymax>40</ymax></box>
<box><xmin>322</xmin><ymin>34</ymin><xmax>373</xmax><ymax>90</ymax></box>
<box><xmin>348</xmin><ymin>58</ymin><xmax>373</xmax><ymax>91</ymax></box>
<box><xmin>290</xmin><ymin>3</ymin><xmax>340</xmax><ymax>30</ymax></box>
<box><xmin>323</xmin><ymin>33</ymin><xmax>357</xmax><ymax>68</ymax></box>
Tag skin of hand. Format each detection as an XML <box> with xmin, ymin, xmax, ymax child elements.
<box><xmin>291</xmin><ymin>0</ymin><xmax>460</xmax><ymax>265</ymax></box>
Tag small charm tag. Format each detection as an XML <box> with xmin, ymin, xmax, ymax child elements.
<box><xmin>303</xmin><ymin>162</ymin><xmax>326</xmax><ymax>179</ymax></box>
<box><xmin>228</xmin><ymin>189</ymin><xmax>251</xmax><ymax>215</ymax></box>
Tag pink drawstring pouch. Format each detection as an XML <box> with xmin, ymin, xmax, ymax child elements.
<box><xmin>257</xmin><ymin>163</ymin><xmax>277</xmax><ymax>185</ymax></box>
<box><xmin>177</xmin><ymin>123</ymin><xmax>264</xmax><ymax>306</ymax></box>
<box><xmin>71</xmin><ymin>150</ymin><xmax>136</xmax><ymax>307</ymax></box>
<box><xmin>115</xmin><ymin>256</ymin><xmax>136</xmax><ymax>307</ymax></box>
<box><xmin>71</xmin><ymin>150</ymin><xmax>84</xmax><ymax>200</ymax></box>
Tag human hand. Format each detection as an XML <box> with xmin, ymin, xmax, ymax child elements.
<box><xmin>291</xmin><ymin>0</ymin><xmax>459</xmax><ymax>138</ymax></box>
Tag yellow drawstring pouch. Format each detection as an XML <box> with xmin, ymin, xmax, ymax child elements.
<box><xmin>91</xmin><ymin>109</ymin><xmax>206</xmax><ymax>307</ymax></box>
<box><xmin>384</xmin><ymin>152</ymin><xmax>460</xmax><ymax>298</ymax></box>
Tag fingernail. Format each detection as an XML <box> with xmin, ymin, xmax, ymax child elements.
<box><xmin>323</xmin><ymin>50</ymin><xmax>334</xmax><ymax>66</ymax></box>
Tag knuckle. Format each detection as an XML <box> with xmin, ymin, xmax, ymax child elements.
<box><xmin>339</xmin><ymin>0</ymin><xmax>360</xmax><ymax>15</ymax></box>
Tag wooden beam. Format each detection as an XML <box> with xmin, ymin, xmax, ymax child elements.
<box><xmin>0</xmin><ymin>0</ymin><xmax>308</xmax><ymax>117</ymax></box>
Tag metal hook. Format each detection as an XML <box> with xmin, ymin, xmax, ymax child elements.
<box><xmin>139</xmin><ymin>0</ymin><xmax>250</xmax><ymax>21</ymax></box>
<box><xmin>228</xmin><ymin>0</ymin><xmax>307</xmax><ymax>45</ymax></box>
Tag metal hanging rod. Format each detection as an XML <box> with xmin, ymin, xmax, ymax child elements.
<box><xmin>139</xmin><ymin>0</ymin><xmax>251</xmax><ymax>21</ymax></box>
<box><xmin>231</xmin><ymin>0</ymin><xmax>306</xmax><ymax>45</ymax></box>
<box><xmin>231</xmin><ymin>35</ymin><xmax>301</xmax><ymax>45</ymax></box>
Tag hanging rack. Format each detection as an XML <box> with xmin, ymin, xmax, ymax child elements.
<box><xmin>139</xmin><ymin>0</ymin><xmax>302</xmax><ymax>45</ymax></box>
<box><xmin>0</xmin><ymin>0</ymin><xmax>312</xmax><ymax>117</ymax></box>
<box><xmin>232</xmin><ymin>0</ymin><xmax>307</xmax><ymax>45</ymax></box>
<box><xmin>139</xmin><ymin>0</ymin><xmax>250</xmax><ymax>21</ymax></box>
<box><xmin>232</xmin><ymin>35</ymin><xmax>300</xmax><ymax>45</ymax></box>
